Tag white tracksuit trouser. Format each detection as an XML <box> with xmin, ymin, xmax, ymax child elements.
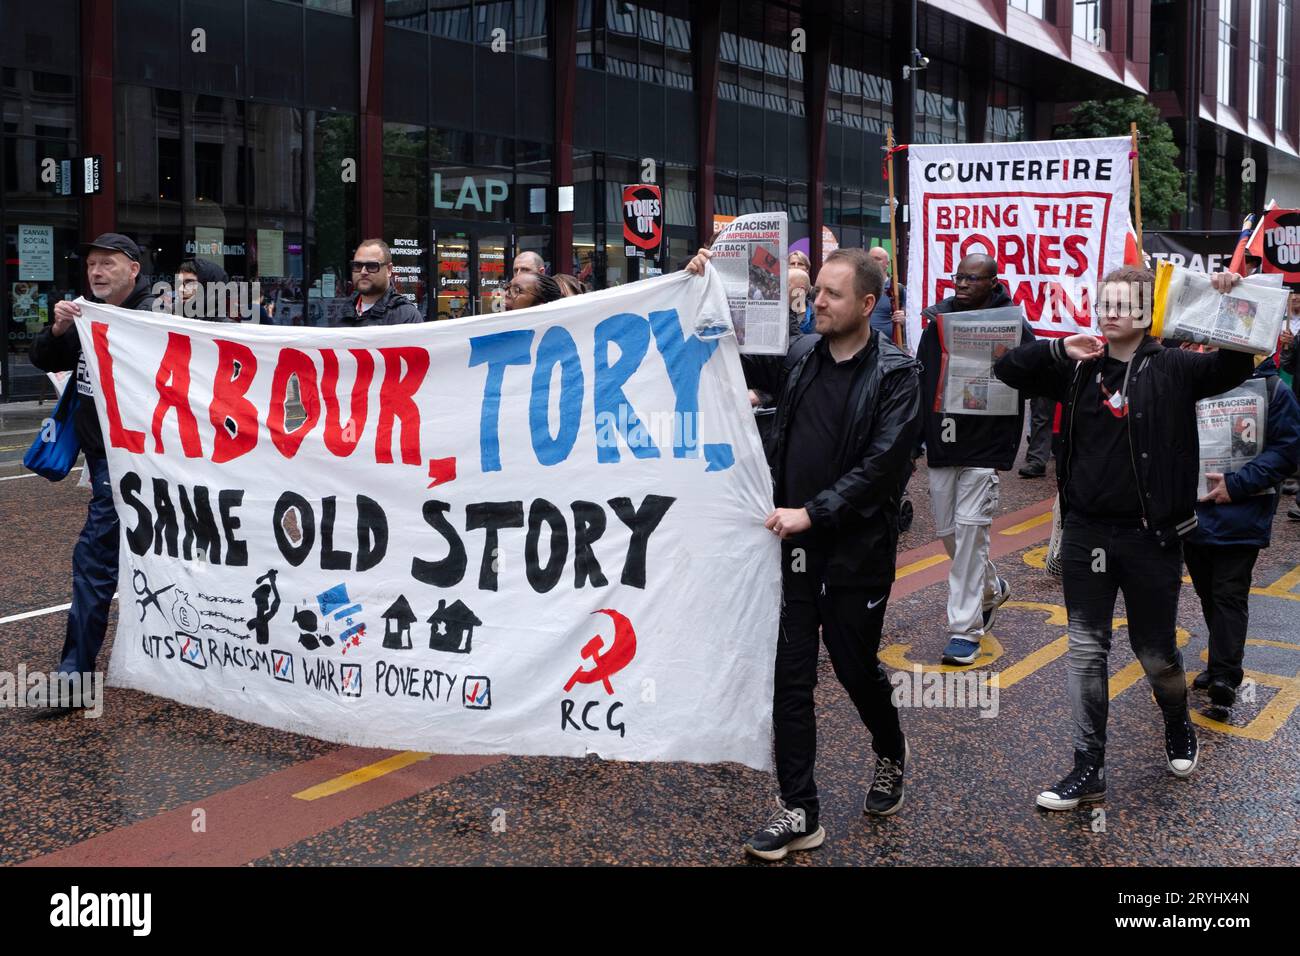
<box><xmin>929</xmin><ymin>465</ymin><xmax>1000</xmax><ymax>639</ymax></box>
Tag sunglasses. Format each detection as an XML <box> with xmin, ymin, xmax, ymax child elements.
<box><xmin>350</xmin><ymin>260</ymin><xmax>386</xmax><ymax>273</ymax></box>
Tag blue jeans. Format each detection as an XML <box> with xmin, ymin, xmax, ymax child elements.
<box><xmin>1060</xmin><ymin>514</ymin><xmax>1188</xmax><ymax>763</ymax></box>
<box><xmin>59</xmin><ymin>456</ymin><xmax>119</xmax><ymax>675</ymax></box>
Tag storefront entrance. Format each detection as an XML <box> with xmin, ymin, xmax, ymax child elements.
<box><xmin>432</xmin><ymin>223</ymin><xmax>513</xmax><ymax>319</ymax></box>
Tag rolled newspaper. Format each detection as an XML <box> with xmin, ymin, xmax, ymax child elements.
<box><xmin>1152</xmin><ymin>261</ymin><xmax>1290</xmax><ymax>355</ymax></box>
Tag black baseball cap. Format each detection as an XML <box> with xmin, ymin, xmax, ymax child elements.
<box><xmin>81</xmin><ymin>233</ymin><xmax>142</xmax><ymax>261</ymax></box>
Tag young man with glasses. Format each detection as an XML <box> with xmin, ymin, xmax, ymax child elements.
<box><xmin>504</xmin><ymin>272</ymin><xmax>563</xmax><ymax>311</ymax></box>
<box><xmin>345</xmin><ymin>239</ymin><xmax>421</xmax><ymax>326</ymax></box>
<box><xmin>994</xmin><ymin>268</ymin><xmax>1254</xmax><ymax>809</ymax></box>
<box><xmin>917</xmin><ymin>253</ymin><xmax>1028</xmax><ymax>665</ymax></box>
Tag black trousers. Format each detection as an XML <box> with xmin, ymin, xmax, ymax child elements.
<box><xmin>1183</xmin><ymin>541</ymin><xmax>1259</xmax><ymax>687</ymax></box>
<box><xmin>773</xmin><ymin>544</ymin><xmax>903</xmax><ymax>824</ymax></box>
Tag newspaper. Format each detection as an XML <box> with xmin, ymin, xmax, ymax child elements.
<box><xmin>1195</xmin><ymin>379</ymin><xmax>1271</xmax><ymax>499</ymax></box>
<box><xmin>710</xmin><ymin>212</ymin><xmax>788</xmax><ymax>355</ymax></box>
<box><xmin>935</xmin><ymin>307</ymin><xmax>1024</xmax><ymax>415</ymax></box>
<box><xmin>1157</xmin><ymin>263</ymin><xmax>1290</xmax><ymax>354</ymax></box>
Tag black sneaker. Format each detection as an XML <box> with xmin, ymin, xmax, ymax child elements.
<box><xmin>743</xmin><ymin>804</ymin><xmax>825</xmax><ymax>861</ymax></box>
<box><xmin>1036</xmin><ymin>754</ymin><xmax>1106</xmax><ymax>810</ymax></box>
<box><xmin>1288</xmin><ymin>505</ymin><xmax>1300</xmax><ymax>521</ymax></box>
<box><xmin>1207</xmin><ymin>678</ymin><xmax>1236</xmax><ymax>707</ymax></box>
<box><xmin>1018</xmin><ymin>462</ymin><xmax>1047</xmax><ymax>478</ymax></box>
<box><xmin>1165</xmin><ymin>715</ymin><xmax>1199</xmax><ymax>777</ymax></box>
<box><xmin>864</xmin><ymin>738</ymin><xmax>909</xmax><ymax>816</ymax></box>
<box><xmin>1192</xmin><ymin>671</ymin><xmax>1212</xmax><ymax>691</ymax></box>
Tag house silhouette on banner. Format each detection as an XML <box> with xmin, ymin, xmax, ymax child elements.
<box><xmin>381</xmin><ymin>595</ymin><xmax>416</xmax><ymax>650</ymax></box>
<box><xmin>428</xmin><ymin>599</ymin><xmax>482</xmax><ymax>653</ymax></box>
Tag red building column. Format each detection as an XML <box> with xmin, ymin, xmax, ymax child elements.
<box><xmin>552</xmin><ymin>0</ymin><xmax>578</xmax><ymax>273</ymax></box>
<box><xmin>359</xmin><ymin>0</ymin><xmax>385</xmax><ymax>239</ymax></box>
<box><xmin>805</xmin><ymin>8</ymin><xmax>831</xmax><ymax>274</ymax></box>
<box><xmin>693</xmin><ymin>0</ymin><xmax>722</xmax><ymax>248</ymax></box>
<box><xmin>81</xmin><ymin>0</ymin><xmax>116</xmax><ymax>240</ymax></box>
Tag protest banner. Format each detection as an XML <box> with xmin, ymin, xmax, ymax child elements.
<box><xmin>1246</xmin><ymin>207</ymin><xmax>1300</xmax><ymax>282</ymax></box>
<box><xmin>933</xmin><ymin>307</ymin><xmax>1024</xmax><ymax>416</ymax></box>
<box><xmin>1195</xmin><ymin>380</ymin><xmax>1270</xmax><ymax>499</ymax></box>
<box><xmin>1152</xmin><ymin>262</ymin><xmax>1291</xmax><ymax>355</ymax></box>
<box><xmin>622</xmin><ymin>184</ymin><xmax>663</xmax><ymax>259</ymax></box>
<box><xmin>710</xmin><ymin>211</ymin><xmax>789</xmax><ymax>355</ymax></box>
<box><xmin>74</xmin><ymin>268</ymin><xmax>780</xmax><ymax>769</ymax></box>
<box><xmin>905</xmin><ymin>137</ymin><xmax>1133</xmax><ymax>348</ymax></box>
<box><xmin>1145</xmin><ymin>231</ymin><xmax>1241</xmax><ymax>274</ymax></box>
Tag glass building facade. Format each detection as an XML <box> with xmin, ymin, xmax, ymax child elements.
<box><xmin>5</xmin><ymin>0</ymin><xmax>1283</xmax><ymax>402</ymax></box>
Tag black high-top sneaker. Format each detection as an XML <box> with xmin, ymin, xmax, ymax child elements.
<box><xmin>1165</xmin><ymin>714</ymin><xmax>1199</xmax><ymax>777</ymax></box>
<box><xmin>1036</xmin><ymin>752</ymin><xmax>1106</xmax><ymax>810</ymax></box>
<box><xmin>743</xmin><ymin>803</ymin><xmax>825</xmax><ymax>862</ymax></box>
<box><xmin>863</xmin><ymin>738</ymin><xmax>910</xmax><ymax>816</ymax></box>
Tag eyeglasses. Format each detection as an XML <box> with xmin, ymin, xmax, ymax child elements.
<box><xmin>350</xmin><ymin>260</ymin><xmax>386</xmax><ymax>273</ymax></box>
<box><xmin>952</xmin><ymin>272</ymin><xmax>994</xmax><ymax>285</ymax></box>
<box><xmin>504</xmin><ymin>282</ymin><xmax>535</xmax><ymax>299</ymax></box>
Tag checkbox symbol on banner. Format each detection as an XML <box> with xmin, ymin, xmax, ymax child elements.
<box><xmin>340</xmin><ymin>663</ymin><xmax>362</xmax><ymax>698</ymax></box>
<box><xmin>272</xmin><ymin>651</ymin><xmax>294</xmax><ymax>683</ymax></box>
<box><xmin>463</xmin><ymin>676</ymin><xmax>491</xmax><ymax>710</ymax></box>
<box><xmin>179</xmin><ymin>633</ymin><xmax>207</xmax><ymax>669</ymax></box>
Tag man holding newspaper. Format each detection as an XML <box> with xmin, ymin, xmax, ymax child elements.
<box><xmin>994</xmin><ymin>267</ymin><xmax>1260</xmax><ymax>810</ymax></box>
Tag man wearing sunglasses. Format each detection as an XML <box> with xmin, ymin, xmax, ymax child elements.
<box><xmin>344</xmin><ymin>239</ymin><xmax>421</xmax><ymax>326</ymax></box>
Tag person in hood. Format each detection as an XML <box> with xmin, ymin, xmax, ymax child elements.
<box><xmin>1183</xmin><ymin>344</ymin><xmax>1300</xmax><ymax>708</ymax></box>
<box><xmin>917</xmin><ymin>253</ymin><xmax>1030</xmax><ymax>665</ymax></box>
<box><xmin>994</xmin><ymin>267</ymin><xmax>1254</xmax><ymax>811</ymax></box>
<box><xmin>345</xmin><ymin>239</ymin><xmax>422</xmax><ymax>326</ymax></box>
<box><xmin>175</xmin><ymin>259</ymin><xmax>234</xmax><ymax>321</ymax></box>
<box><xmin>29</xmin><ymin>233</ymin><xmax>158</xmax><ymax>707</ymax></box>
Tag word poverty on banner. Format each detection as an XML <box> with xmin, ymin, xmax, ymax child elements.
<box><xmin>73</xmin><ymin>269</ymin><xmax>780</xmax><ymax>769</ymax></box>
<box><xmin>906</xmin><ymin>137</ymin><xmax>1132</xmax><ymax>348</ymax></box>
<box><xmin>709</xmin><ymin>212</ymin><xmax>789</xmax><ymax>356</ymax></box>
<box><xmin>623</xmin><ymin>184</ymin><xmax>663</xmax><ymax>258</ymax></box>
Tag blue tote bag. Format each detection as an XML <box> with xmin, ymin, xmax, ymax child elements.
<box><xmin>22</xmin><ymin>382</ymin><xmax>82</xmax><ymax>481</ymax></box>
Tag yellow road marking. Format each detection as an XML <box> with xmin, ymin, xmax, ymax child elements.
<box><xmin>1188</xmin><ymin>668</ymin><xmax>1300</xmax><ymax>742</ymax></box>
<box><xmin>895</xmin><ymin>552</ymin><xmax>949</xmax><ymax>579</ymax></box>
<box><xmin>292</xmin><ymin>750</ymin><xmax>431</xmax><ymax>801</ymax></box>
<box><xmin>998</xmin><ymin>512</ymin><xmax>1053</xmax><ymax>536</ymax></box>
<box><xmin>879</xmin><ymin>636</ymin><xmax>1005</xmax><ymax>674</ymax></box>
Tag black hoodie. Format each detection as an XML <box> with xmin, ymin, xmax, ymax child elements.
<box><xmin>917</xmin><ymin>283</ymin><xmax>1034</xmax><ymax>470</ymax></box>
<box><xmin>30</xmin><ymin>275</ymin><xmax>158</xmax><ymax>459</ymax></box>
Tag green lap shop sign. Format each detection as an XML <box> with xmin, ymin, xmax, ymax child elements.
<box><xmin>433</xmin><ymin>173</ymin><xmax>509</xmax><ymax>214</ymax></box>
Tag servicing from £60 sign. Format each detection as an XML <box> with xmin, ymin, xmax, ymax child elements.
<box><xmin>74</xmin><ymin>267</ymin><xmax>780</xmax><ymax>769</ymax></box>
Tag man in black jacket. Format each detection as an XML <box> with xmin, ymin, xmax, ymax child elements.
<box><xmin>918</xmin><ymin>253</ymin><xmax>1032</xmax><ymax>664</ymax></box>
<box><xmin>30</xmin><ymin>233</ymin><xmax>158</xmax><ymax>705</ymax></box>
<box><xmin>345</xmin><ymin>239</ymin><xmax>422</xmax><ymax>327</ymax></box>
<box><xmin>688</xmin><ymin>246</ymin><xmax>922</xmax><ymax>860</ymax></box>
<box><xmin>994</xmin><ymin>267</ymin><xmax>1254</xmax><ymax>809</ymax></box>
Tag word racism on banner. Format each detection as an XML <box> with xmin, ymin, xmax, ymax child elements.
<box><xmin>75</xmin><ymin>270</ymin><xmax>779</xmax><ymax>769</ymax></box>
<box><xmin>906</xmin><ymin>137</ymin><xmax>1132</xmax><ymax>346</ymax></box>
<box><xmin>622</xmin><ymin>184</ymin><xmax>663</xmax><ymax>258</ymax></box>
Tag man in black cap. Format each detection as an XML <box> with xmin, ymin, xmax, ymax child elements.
<box><xmin>29</xmin><ymin>233</ymin><xmax>158</xmax><ymax>707</ymax></box>
<box><xmin>346</xmin><ymin>239</ymin><xmax>421</xmax><ymax>326</ymax></box>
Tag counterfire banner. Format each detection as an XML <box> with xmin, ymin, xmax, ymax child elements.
<box><xmin>74</xmin><ymin>269</ymin><xmax>780</xmax><ymax>770</ymax></box>
<box><xmin>906</xmin><ymin>137</ymin><xmax>1132</xmax><ymax>348</ymax></box>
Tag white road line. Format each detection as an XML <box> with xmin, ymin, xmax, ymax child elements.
<box><xmin>0</xmin><ymin>593</ymin><xmax>116</xmax><ymax>626</ymax></box>
<box><xmin>0</xmin><ymin>467</ymin><xmax>83</xmax><ymax>482</ymax></box>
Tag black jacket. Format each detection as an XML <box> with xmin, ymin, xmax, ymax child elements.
<box><xmin>918</xmin><ymin>284</ymin><xmax>1033</xmax><ymax>470</ymax></box>
<box><xmin>30</xmin><ymin>276</ymin><xmax>159</xmax><ymax>460</ymax></box>
<box><xmin>745</xmin><ymin>329</ymin><xmax>923</xmax><ymax>587</ymax></box>
<box><xmin>342</xmin><ymin>285</ymin><xmax>422</xmax><ymax>327</ymax></box>
<box><xmin>994</xmin><ymin>335</ymin><xmax>1254</xmax><ymax>545</ymax></box>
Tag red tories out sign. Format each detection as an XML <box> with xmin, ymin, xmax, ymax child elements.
<box><xmin>622</xmin><ymin>184</ymin><xmax>663</xmax><ymax>258</ymax></box>
<box><xmin>905</xmin><ymin>137</ymin><xmax>1132</xmax><ymax>346</ymax></box>
<box><xmin>1246</xmin><ymin>208</ymin><xmax>1300</xmax><ymax>283</ymax></box>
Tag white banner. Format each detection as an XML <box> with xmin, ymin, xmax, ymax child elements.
<box><xmin>906</xmin><ymin>137</ymin><xmax>1132</xmax><ymax>348</ymax></box>
<box><xmin>74</xmin><ymin>268</ymin><xmax>780</xmax><ymax>770</ymax></box>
